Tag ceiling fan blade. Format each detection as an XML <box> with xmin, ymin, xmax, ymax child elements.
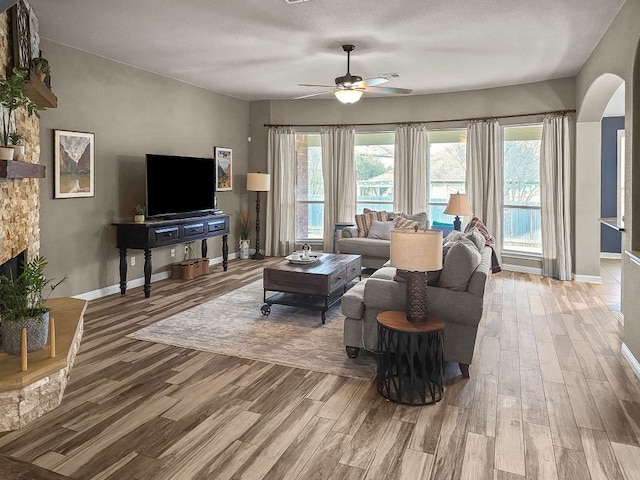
<box><xmin>353</xmin><ymin>77</ymin><xmax>389</xmax><ymax>88</ymax></box>
<box><xmin>298</xmin><ymin>83</ymin><xmax>336</xmax><ymax>88</ymax></box>
<box><xmin>294</xmin><ymin>89</ymin><xmax>336</xmax><ymax>100</ymax></box>
<box><xmin>363</xmin><ymin>86</ymin><xmax>413</xmax><ymax>95</ymax></box>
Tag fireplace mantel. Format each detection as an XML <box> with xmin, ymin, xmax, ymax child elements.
<box><xmin>0</xmin><ymin>159</ymin><xmax>45</xmax><ymax>179</ymax></box>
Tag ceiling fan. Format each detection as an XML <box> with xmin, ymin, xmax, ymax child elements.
<box><xmin>296</xmin><ymin>44</ymin><xmax>412</xmax><ymax>103</ymax></box>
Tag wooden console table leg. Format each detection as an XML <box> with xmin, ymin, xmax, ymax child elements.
<box><xmin>222</xmin><ymin>234</ymin><xmax>229</xmax><ymax>271</ymax></box>
<box><xmin>119</xmin><ymin>247</ymin><xmax>128</xmax><ymax>294</ymax></box>
<box><xmin>143</xmin><ymin>249</ymin><xmax>152</xmax><ymax>298</ymax></box>
<box><xmin>201</xmin><ymin>238</ymin><xmax>208</xmax><ymax>259</ymax></box>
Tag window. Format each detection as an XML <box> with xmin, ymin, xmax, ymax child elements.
<box><xmin>355</xmin><ymin>132</ymin><xmax>394</xmax><ymax>213</ymax></box>
<box><xmin>427</xmin><ymin>129</ymin><xmax>467</xmax><ymax>223</ymax></box>
<box><xmin>503</xmin><ymin>124</ymin><xmax>542</xmax><ymax>254</ymax></box>
<box><xmin>294</xmin><ymin>133</ymin><xmax>323</xmax><ymax>241</ymax></box>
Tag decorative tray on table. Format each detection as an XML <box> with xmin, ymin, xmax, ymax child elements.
<box><xmin>285</xmin><ymin>253</ymin><xmax>320</xmax><ymax>265</ymax></box>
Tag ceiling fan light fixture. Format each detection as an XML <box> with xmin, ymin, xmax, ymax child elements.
<box><xmin>335</xmin><ymin>89</ymin><xmax>363</xmax><ymax>104</ymax></box>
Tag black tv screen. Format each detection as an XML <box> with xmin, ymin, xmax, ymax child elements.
<box><xmin>145</xmin><ymin>154</ymin><xmax>217</xmax><ymax>219</ymax></box>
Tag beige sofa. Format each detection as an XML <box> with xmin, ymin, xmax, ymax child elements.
<box><xmin>341</xmin><ymin>242</ymin><xmax>492</xmax><ymax>378</ymax></box>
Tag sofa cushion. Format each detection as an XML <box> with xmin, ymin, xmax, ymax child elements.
<box><xmin>394</xmin><ymin>217</ymin><xmax>420</xmax><ymax>230</ymax></box>
<box><xmin>367</xmin><ymin>220</ymin><xmax>395</xmax><ymax>240</ymax></box>
<box><xmin>438</xmin><ymin>238</ymin><xmax>482</xmax><ymax>291</ymax></box>
<box><xmin>355</xmin><ymin>210</ymin><xmax>389</xmax><ymax>237</ymax></box>
<box><xmin>342</xmin><ymin>279</ymin><xmax>368</xmax><ymax>319</ymax></box>
<box><xmin>394</xmin><ymin>211</ymin><xmax>429</xmax><ymax>229</ymax></box>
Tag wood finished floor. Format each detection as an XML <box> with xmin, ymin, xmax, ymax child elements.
<box><xmin>1</xmin><ymin>258</ymin><xmax>639</xmax><ymax>480</ymax></box>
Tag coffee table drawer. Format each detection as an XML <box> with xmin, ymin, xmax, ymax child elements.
<box><xmin>264</xmin><ymin>269</ymin><xmax>328</xmax><ymax>295</ymax></box>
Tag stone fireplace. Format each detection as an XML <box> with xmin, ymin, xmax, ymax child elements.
<box><xmin>0</xmin><ymin>12</ymin><xmax>42</xmax><ymax>266</ymax></box>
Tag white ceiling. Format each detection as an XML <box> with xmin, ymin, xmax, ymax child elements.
<box><xmin>27</xmin><ymin>0</ymin><xmax>624</xmax><ymax>102</ymax></box>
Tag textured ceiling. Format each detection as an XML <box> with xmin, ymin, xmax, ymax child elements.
<box><xmin>28</xmin><ymin>0</ymin><xmax>624</xmax><ymax>101</ymax></box>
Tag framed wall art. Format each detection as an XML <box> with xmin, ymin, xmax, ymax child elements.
<box><xmin>54</xmin><ymin>130</ymin><xmax>95</xmax><ymax>198</ymax></box>
<box><xmin>215</xmin><ymin>146</ymin><xmax>232</xmax><ymax>191</ymax></box>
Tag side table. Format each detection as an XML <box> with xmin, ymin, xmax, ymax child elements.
<box><xmin>376</xmin><ymin>311</ymin><xmax>445</xmax><ymax>405</ymax></box>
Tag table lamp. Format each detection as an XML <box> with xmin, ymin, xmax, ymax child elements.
<box><xmin>390</xmin><ymin>229</ymin><xmax>443</xmax><ymax>324</ymax></box>
<box><xmin>246</xmin><ymin>172</ymin><xmax>271</xmax><ymax>260</ymax></box>
<box><xmin>443</xmin><ymin>193</ymin><xmax>473</xmax><ymax>231</ymax></box>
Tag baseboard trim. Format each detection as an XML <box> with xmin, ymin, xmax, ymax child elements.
<box><xmin>73</xmin><ymin>251</ymin><xmax>239</xmax><ymax>301</ymax></box>
<box><xmin>600</xmin><ymin>252</ymin><xmax>622</xmax><ymax>259</ymax></box>
<box><xmin>502</xmin><ymin>263</ymin><xmax>543</xmax><ymax>275</ymax></box>
<box><xmin>574</xmin><ymin>274</ymin><xmax>603</xmax><ymax>284</ymax></box>
<box><xmin>622</xmin><ymin>343</ymin><xmax>640</xmax><ymax>381</ymax></box>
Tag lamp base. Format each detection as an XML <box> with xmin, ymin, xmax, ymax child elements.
<box><xmin>404</xmin><ymin>270</ymin><xmax>429</xmax><ymax>324</ymax></box>
<box><xmin>251</xmin><ymin>251</ymin><xmax>265</xmax><ymax>260</ymax></box>
<box><xmin>453</xmin><ymin>216</ymin><xmax>462</xmax><ymax>231</ymax></box>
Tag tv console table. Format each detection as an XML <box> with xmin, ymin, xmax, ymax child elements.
<box><xmin>113</xmin><ymin>214</ymin><xmax>230</xmax><ymax>298</ymax></box>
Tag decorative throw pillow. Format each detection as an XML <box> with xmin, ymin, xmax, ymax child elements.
<box><xmin>355</xmin><ymin>210</ymin><xmax>389</xmax><ymax>237</ymax></box>
<box><xmin>367</xmin><ymin>220</ymin><xmax>395</xmax><ymax>240</ymax></box>
<box><xmin>464</xmin><ymin>228</ymin><xmax>486</xmax><ymax>252</ymax></box>
<box><xmin>465</xmin><ymin>217</ymin><xmax>495</xmax><ymax>247</ymax></box>
<box><xmin>394</xmin><ymin>217</ymin><xmax>420</xmax><ymax>230</ymax></box>
<box><xmin>438</xmin><ymin>238</ymin><xmax>482</xmax><ymax>291</ymax></box>
<box><xmin>394</xmin><ymin>212</ymin><xmax>429</xmax><ymax>230</ymax></box>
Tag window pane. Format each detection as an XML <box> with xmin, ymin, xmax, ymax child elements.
<box><xmin>428</xmin><ymin>130</ymin><xmax>467</xmax><ymax>206</ymax></box>
<box><xmin>355</xmin><ymin>132</ymin><xmax>394</xmax><ymax>211</ymax></box>
<box><xmin>503</xmin><ymin>207</ymin><xmax>541</xmax><ymax>253</ymax></box>
<box><xmin>296</xmin><ymin>202</ymin><xmax>324</xmax><ymax>240</ymax></box>
<box><xmin>503</xmin><ymin>124</ymin><xmax>542</xmax><ymax>254</ymax></box>
<box><xmin>295</xmin><ymin>134</ymin><xmax>323</xmax><ymax>241</ymax></box>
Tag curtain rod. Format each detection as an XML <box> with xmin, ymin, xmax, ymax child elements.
<box><xmin>263</xmin><ymin>109</ymin><xmax>576</xmax><ymax>128</ymax></box>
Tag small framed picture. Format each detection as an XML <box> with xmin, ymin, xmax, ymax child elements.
<box><xmin>54</xmin><ymin>130</ymin><xmax>95</xmax><ymax>198</ymax></box>
<box><xmin>215</xmin><ymin>146</ymin><xmax>232</xmax><ymax>191</ymax></box>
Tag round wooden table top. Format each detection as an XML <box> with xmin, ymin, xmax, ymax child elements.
<box><xmin>376</xmin><ymin>311</ymin><xmax>445</xmax><ymax>333</ymax></box>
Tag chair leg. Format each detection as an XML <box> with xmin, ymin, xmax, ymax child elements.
<box><xmin>346</xmin><ymin>346</ymin><xmax>360</xmax><ymax>359</ymax></box>
<box><xmin>459</xmin><ymin>363</ymin><xmax>470</xmax><ymax>378</ymax></box>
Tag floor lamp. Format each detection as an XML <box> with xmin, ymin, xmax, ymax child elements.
<box><xmin>247</xmin><ymin>173</ymin><xmax>271</xmax><ymax>260</ymax></box>
<box><xmin>444</xmin><ymin>193</ymin><xmax>473</xmax><ymax>231</ymax></box>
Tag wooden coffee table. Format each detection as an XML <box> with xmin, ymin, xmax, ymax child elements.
<box><xmin>262</xmin><ymin>253</ymin><xmax>361</xmax><ymax>323</ymax></box>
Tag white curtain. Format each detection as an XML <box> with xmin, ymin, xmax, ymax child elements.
<box><xmin>321</xmin><ymin>126</ymin><xmax>356</xmax><ymax>252</ymax></box>
<box><xmin>540</xmin><ymin>114</ymin><xmax>573</xmax><ymax>280</ymax></box>
<box><xmin>394</xmin><ymin>124</ymin><xmax>428</xmax><ymax>214</ymax></box>
<box><xmin>466</xmin><ymin>119</ymin><xmax>503</xmax><ymax>257</ymax></box>
<box><xmin>265</xmin><ymin>127</ymin><xmax>296</xmax><ymax>256</ymax></box>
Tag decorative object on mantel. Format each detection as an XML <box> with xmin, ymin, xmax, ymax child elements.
<box><xmin>54</xmin><ymin>130</ymin><xmax>95</xmax><ymax>198</ymax></box>
<box><xmin>134</xmin><ymin>204</ymin><xmax>145</xmax><ymax>223</ymax></box>
<box><xmin>214</xmin><ymin>146</ymin><xmax>232</xmax><ymax>191</ymax></box>
<box><xmin>0</xmin><ymin>256</ymin><xmax>66</xmax><ymax>355</ymax></box>
<box><xmin>30</xmin><ymin>56</ymin><xmax>49</xmax><ymax>82</ymax></box>
<box><xmin>246</xmin><ymin>172</ymin><xmax>271</xmax><ymax>260</ymax></box>
<box><xmin>0</xmin><ymin>68</ymin><xmax>37</xmax><ymax>153</ymax></box>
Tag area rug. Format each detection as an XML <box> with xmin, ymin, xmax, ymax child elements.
<box><xmin>127</xmin><ymin>280</ymin><xmax>376</xmax><ymax>379</ymax></box>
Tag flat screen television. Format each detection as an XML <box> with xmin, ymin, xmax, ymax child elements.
<box><xmin>145</xmin><ymin>153</ymin><xmax>217</xmax><ymax>219</ymax></box>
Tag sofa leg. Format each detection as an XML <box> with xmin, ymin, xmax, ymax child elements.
<box><xmin>459</xmin><ymin>363</ymin><xmax>470</xmax><ymax>378</ymax></box>
<box><xmin>346</xmin><ymin>346</ymin><xmax>360</xmax><ymax>359</ymax></box>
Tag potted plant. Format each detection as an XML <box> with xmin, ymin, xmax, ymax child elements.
<box><xmin>134</xmin><ymin>204</ymin><xmax>146</xmax><ymax>223</ymax></box>
<box><xmin>237</xmin><ymin>210</ymin><xmax>251</xmax><ymax>259</ymax></box>
<box><xmin>0</xmin><ymin>68</ymin><xmax>38</xmax><ymax>159</ymax></box>
<box><xmin>0</xmin><ymin>256</ymin><xmax>65</xmax><ymax>355</ymax></box>
<box><xmin>8</xmin><ymin>132</ymin><xmax>25</xmax><ymax>161</ymax></box>
<box><xmin>30</xmin><ymin>57</ymin><xmax>50</xmax><ymax>82</ymax></box>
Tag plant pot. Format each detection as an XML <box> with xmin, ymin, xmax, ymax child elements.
<box><xmin>38</xmin><ymin>72</ymin><xmax>46</xmax><ymax>82</ymax></box>
<box><xmin>10</xmin><ymin>145</ymin><xmax>25</xmax><ymax>162</ymax></box>
<box><xmin>239</xmin><ymin>239</ymin><xmax>250</xmax><ymax>259</ymax></box>
<box><xmin>1</xmin><ymin>311</ymin><xmax>50</xmax><ymax>355</ymax></box>
<box><xmin>0</xmin><ymin>146</ymin><xmax>14</xmax><ymax>161</ymax></box>
<box><xmin>134</xmin><ymin>214</ymin><xmax>145</xmax><ymax>223</ymax></box>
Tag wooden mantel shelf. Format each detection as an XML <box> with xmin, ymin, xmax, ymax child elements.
<box><xmin>26</xmin><ymin>74</ymin><xmax>57</xmax><ymax>109</ymax></box>
<box><xmin>0</xmin><ymin>159</ymin><xmax>45</xmax><ymax>179</ymax></box>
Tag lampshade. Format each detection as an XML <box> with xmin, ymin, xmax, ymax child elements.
<box><xmin>390</xmin><ymin>229</ymin><xmax>443</xmax><ymax>272</ymax></box>
<box><xmin>246</xmin><ymin>173</ymin><xmax>271</xmax><ymax>192</ymax></box>
<box><xmin>444</xmin><ymin>193</ymin><xmax>473</xmax><ymax>216</ymax></box>
<box><xmin>334</xmin><ymin>89</ymin><xmax>363</xmax><ymax>104</ymax></box>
